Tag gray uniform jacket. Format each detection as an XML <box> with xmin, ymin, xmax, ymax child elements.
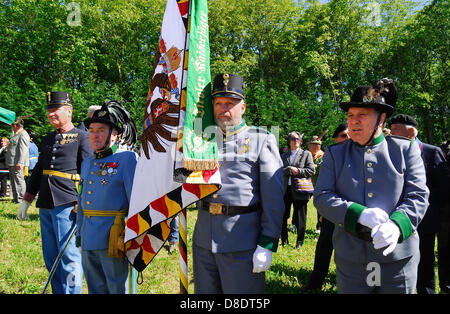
<box><xmin>5</xmin><ymin>129</ymin><xmax>30</xmax><ymax>167</ymax></box>
<box><xmin>313</xmin><ymin>134</ymin><xmax>429</xmax><ymax>264</ymax></box>
<box><xmin>193</xmin><ymin>121</ymin><xmax>285</xmax><ymax>254</ymax></box>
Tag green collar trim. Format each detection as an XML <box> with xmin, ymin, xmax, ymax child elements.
<box><xmin>225</xmin><ymin>120</ymin><xmax>247</xmax><ymax>137</ymax></box>
<box><xmin>94</xmin><ymin>143</ymin><xmax>117</xmax><ymax>159</ymax></box>
<box><xmin>354</xmin><ymin>133</ymin><xmax>385</xmax><ymax>147</ymax></box>
<box><xmin>372</xmin><ymin>133</ymin><xmax>385</xmax><ymax>145</ymax></box>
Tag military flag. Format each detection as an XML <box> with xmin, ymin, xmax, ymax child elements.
<box><xmin>124</xmin><ymin>0</ymin><xmax>220</xmax><ymax>292</ymax></box>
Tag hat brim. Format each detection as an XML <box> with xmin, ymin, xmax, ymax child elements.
<box><xmin>84</xmin><ymin>117</ymin><xmax>122</xmax><ymax>133</ymax></box>
<box><xmin>339</xmin><ymin>102</ymin><xmax>394</xmax><ymax>117</ymax></box>
<box><xmin>212</xmin><ymin>91</ymin><xmax>244</xmax><ymax>100</ymax></box>
<box><xmin>46</xmin><ymin>103</ymin><xmax>72</xmax><ymax>110</ymax></box>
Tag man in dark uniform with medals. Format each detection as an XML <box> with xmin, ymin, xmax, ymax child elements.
<box><xmin>18</xmin><ymin>91</ymin><xmax>92</xmax><ymax>294</ymax></box>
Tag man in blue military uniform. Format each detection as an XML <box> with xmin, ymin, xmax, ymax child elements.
<box><xmin>314</xmin><ymin>78</ymin><xmax>429</xmax><ymax>293</ymax></box>
<box><xmin>192</xmin><ymin>73</ymin><xmax>285</xmax><ymax>294</ymax></box>
<box><xmin>18</xmin><ymin>91</ymin><xmax>93</xmax><ymax>294</ymax></box>
<box><xmin>76</xmin><ymin>100</ymin><xmax>137</xmax><ymax>294</ymax></box>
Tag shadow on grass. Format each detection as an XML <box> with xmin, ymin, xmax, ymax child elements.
<box><xmin>266</xmin><ymin>262</ymin><xmax>337</xmax><ymax>294</ymax></box>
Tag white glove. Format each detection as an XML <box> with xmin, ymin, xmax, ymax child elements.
<box><xmin>17</xmin><ymin>201</ymin><xmax>31</xmax><ymax>221</ymax></box>
<box><xmin>357</xmin><ymin>207</ymin><xmax>389</xmax><ymax>229</ymax></box>
<box><xmin>371</xmin><ymin>220</ymin><xmax>400</xmax><ymax>256</ymax></box>
<box><xmin>252</xmin><ymin>245</ymin><xmax>272</xmax><ymax>273</ymax></box>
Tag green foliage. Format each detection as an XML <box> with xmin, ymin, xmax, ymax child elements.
<box><xmin>0</xmin><ymin>0</ymin><xmax>447</xmax><ymax>146</ymax></box>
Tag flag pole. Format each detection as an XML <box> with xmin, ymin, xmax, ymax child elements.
<box><xmin>179</xmin><ymin>208</ymin><xmax>188</xmax><ymax>294</ymax></box>
<box><xmin>178</xmin><ymin>0</ymin><xmax>192</xmax><ymax>295</ymax></box>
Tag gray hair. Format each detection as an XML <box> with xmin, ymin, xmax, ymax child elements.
<box><xmin>405</xmin><ymin>125</ymin><xmax>418</xmax><ymax>137</ymax></box>
<box><xmin>88</xmin><ymin>105</ymin><xmax>102</xmax><ymax>114</ymax></box>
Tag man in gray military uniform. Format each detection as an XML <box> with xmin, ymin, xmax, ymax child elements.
<box><xmin>314</xmin><ymin>78</ymin><xmax>429</xmax><ymax>293</ymax></box>
<box><xmin>6</xmin><ymin>116</ymin><xmax>30</xmax><ymax>203</ymax></box>
<box><xmin>192</xmin><ymin>73</ymin><xmax>285</xmax><ymax>294</ymax></box>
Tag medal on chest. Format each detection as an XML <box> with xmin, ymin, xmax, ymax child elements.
<box><xmin>60</xmin><ymin>133</ymin><xmax>79</xmax><ymax>145</ymax></box>
<box><xmin>237</xmin><ymin>137</ymin><xmax>250</xmax><ymax>155</ymax></box>
<box><xmin>96</xmin><ymin>162</ymin><xmax>119</xmax><ymax>178</ymax></box>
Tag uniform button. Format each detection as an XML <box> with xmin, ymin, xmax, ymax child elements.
<box><xmin>89</xmin><ymin>180</ymin><xmax>93</xmax><ymax>184</ymax></box>
<box><xmin>90</xmin><ymin>171</ymin><xmax>94</xmax><ymax>175</ymax></box>
<box><xmin>367</xmin><ymin>162</ymin><xmax>372</xmax><ymax>168</ymax></box>
<box><xmin>50</xmin><ymin>165</ymin><xmax>54</xmax><ymax>168</ymax></box>
<box><xmin>367</xmin><ymin>149</ymin><xmax>372</xmax><ymax>154</ymax></box>
<box><xmin>367</xmin><ymin>178</ymin><xmax>373</xmax><ymax>183</ymax></box>
<box><xmin>338</xmin><ymin>223</ymin><xmax>343</xmax><ymax>227</ymax></box>
<box><xmin>52</xmin><ymin>156</ymin><xmax>55</xmax><ymax>160</ymax></box>
<box><xmin>88</xmin><ymin>191</ymin><xmax>92</xmax><ymax>195</ymax></box>
<box><xmin>86</xmin><ymin>201</ymin><xmax>90</xmax><ymax>205</ymax></box>
<box><xmin>368</xmin><ymin>192</ymin><xmax>373</xmax><ymax>198</ymax></box>
<box><xmin>212</xmin><ymin>194</ymin><xmax>218</xmax><ymax>199</ymax></box>
<box><xmin>94</xmin><ymin>162</ymin><xmax>97</xmax><ymax>166</ymax></box>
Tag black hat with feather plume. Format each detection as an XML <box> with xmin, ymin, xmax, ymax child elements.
<box><xmin>84</xmin><ymin>100</ymin><xmax>137</xmax><ymax>147</ymax></box>
<box><xmin>339</xmin><ymin>78</ymin><xmax>397</xmax><ymax>117</ymax></box>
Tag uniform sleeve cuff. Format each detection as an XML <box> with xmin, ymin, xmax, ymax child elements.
<box><xmin>23</xmin><ymin>192</ymin><xmax>35</xmax><ymax>203</ymax></box>
<box><xmin>344</xmin><ymin>202</ymin><xmax>367</xmax><ymax>234</ymax></box>
<box><xmin>390</xmin><ymin>211</ymin><xmax>413</xmax><ymax>242</ymax></box>
<box><xmin>258</xmin><ymin>234</ymin><xmax>279</xmax><ymax>252</ymax></box>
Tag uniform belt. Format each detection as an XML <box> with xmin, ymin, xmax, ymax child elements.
<box><xmin>200</xmin><ymin>201</ymin><xmax>259</xmax><ymax>216</ymax></box>
<box><xmin>43</xmin><ymin>170</ymin><xmax>80</xmax><ymax>182</ymax></box>
<box><xmin>83</xmin><ymin>209</ymin><xmax>128</xmax><ymax>218</ymax></box>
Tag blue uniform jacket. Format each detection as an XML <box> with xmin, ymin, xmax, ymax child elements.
<box><xmin>28</xmin><ymin>142</ymin><xmax>39</xmax><ymax>171</ymax></box>
<box><xmin>314</xmin><ymin>134</ymin><xmax>429</xmax><ymax>263</ymax></box>
<box><xmin>76</xmin><ymin>148</ymin><xmax>137</xmax><ymax>251</ymax></box>
<box><xmin>416</xmin><ymin>140</ymin><xmax>448</xmax><ymax>234</ymax></box>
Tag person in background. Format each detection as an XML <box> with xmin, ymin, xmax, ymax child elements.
<box><xmin>440</xmin><ymin>140</ymin><xmax>450</xmax><ymax>293</ymax></box>
<box><xmin>27</xmin><ymin>131</ymin><xmax>39</xmax><ymax>182</ymax></box>
<box><xmin>167</xmin><ymin>214</ymin><xmax>179</xmax><ymax>254</ymax></box>
<box><xmin>0</xmin><ymin>137</ymin><xmax>9</xmax><ymax>198</ymax></box>
<box><xmin>307</xmin><ymin>133</ymin><xmax>325</xmax><ymax>233</ymax></box>
<box><xmin>6</xmin><ymin>116</ymin><xmax>30</xmax><ymax>203</ymax></box>
<box><xmin>390</xmin><ymin>114</ymin><xmax>448</xmax><ymax>294</ymax></box>
<box><xmin>77</xmin><ymin>105</ymin><xmax>102</xmax><ymax>132</ymax></box>
<box><xmin>305</xmin><ymin>122</ymin><xmax>349</xmax><ymax>291</ymax></box>
<box><xmin>281</xmin><ymin>131</ymin><xmax>315</xmax><ymax>248</ymax></box>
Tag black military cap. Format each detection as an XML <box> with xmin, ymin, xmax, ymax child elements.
<box><xmin>212</xmin><ymin>73</ymin><xmax>244</xmax><ymax>100</ymax></box>
<box><xmin>84</xmin><ymin>101</ymin><xmax>124</xmax><ymax>133</ymax></box>
<box><xmin>84</xmin><ymin>100</ymin><xmax>137</xmax><ymax>146</ymax></box>
<box><xmin>389</xmin><ymin>114</ymin><xmax>418</xmax><ymax>128</ymax></box>
<box><xmin>339</xmin><ymin>78</ymin><xmax>397</xmax><ymax>117</ymax></box>
<box><xmin>46</xmin><ymin>91</ymin><xmax>73</xmax><ymax>109</ymax></box>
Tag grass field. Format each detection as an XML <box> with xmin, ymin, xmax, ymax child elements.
<box><xmin>0</xmin><ymin>197</ymin><xmax>441</xmax><ymax>294</ymax></box>
<box><xmin>0</xmin><ymin>197</ymin><xmax>338</xmax><ymax>294</ymax></box>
